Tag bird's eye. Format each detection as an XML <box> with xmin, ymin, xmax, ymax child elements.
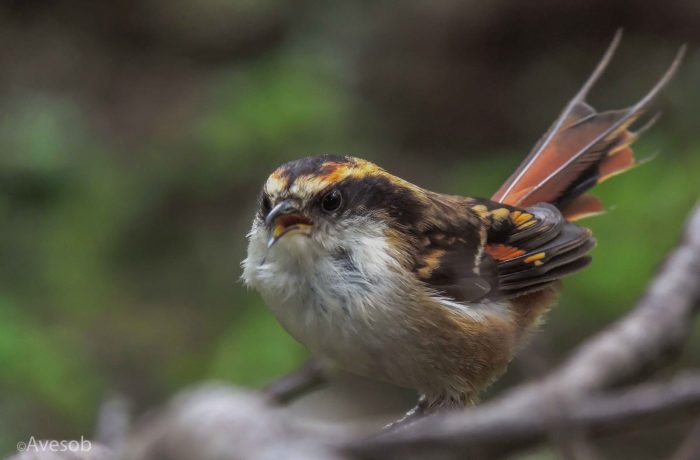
<box><xmin>260</xmin><ymin>193</ymin><xmax>272</xmax><ymax>216</ymax></box>
<box><xmin>321</xmin><ymin>189</ymin><xmax>343</xmax><ymax>212</ymax></box>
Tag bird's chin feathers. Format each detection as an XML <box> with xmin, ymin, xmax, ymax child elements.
<box><xmin>242</xmin><ymin>216</ymin><xmax>402</xmax><ymax>305</ymax></box>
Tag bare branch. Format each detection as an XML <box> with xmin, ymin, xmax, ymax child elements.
<box><xmin>262</xmin><ymin>360</ymin><xmax>326</xmax><ymax>405</ymax></box>
<box><xmin>349</xmin><ymin>373</ymin><xmax>700</xmax><ymax>459</ymax></box>
<box><xmin>670</xmin><ymin>415</ymin><xmax>700</xmax><ymax>460</ymax></box>
<box><xmin>122</xmin><ymin>384</ymin><xmax>346</xmax><ymax>460</ymax></box>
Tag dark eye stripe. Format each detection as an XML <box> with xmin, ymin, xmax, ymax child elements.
<box><xmin>335</xmin><ymin>176</ymin><xmax>425</xmax><ymax>226</ymax></box>
<box><xmin>259</xmin><ymin>192</ymin><xmax>272</xmax><ymax>217</ymax></box>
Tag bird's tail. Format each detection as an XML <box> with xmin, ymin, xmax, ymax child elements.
<box><xmin>491</xmin><ymin>32</ymin><xmax>684</xmax><ymax>221</ymax></box>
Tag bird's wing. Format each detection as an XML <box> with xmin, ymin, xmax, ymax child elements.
<box><xmin>412</xmin><ymin>196</ymin><xmax>497</xmax><ymax>303</ymax></box>
<box><xmin>413</xmin><ymin>197</ymin><xmax>594</xmax><ymax>302</ymax></box>
<box><xmin>479</xmin><ymin>201</ymin><xmax>595</xmax><ymax>298</ymax></box>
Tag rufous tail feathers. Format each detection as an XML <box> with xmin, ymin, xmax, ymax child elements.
<box><xmin>492</xmin><ymin>31</ymin><xmax>684</xmax><ymax>221</ymax></box>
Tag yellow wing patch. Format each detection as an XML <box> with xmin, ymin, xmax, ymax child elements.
<box><xmin>523</xmin><ymin>252</ymin><xmax>546</xmax><ymax>264</ymax></box>
<box><xmin>416</xmin><ymin>248</ymin><xmax>445</xmax><ymax>279</ymax></box>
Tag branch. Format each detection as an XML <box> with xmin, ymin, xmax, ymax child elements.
<box><xmin>262</xmin><ymin>360</ymin><xmax>326</xmax><ymax>405</ymax></box>
<box><xmin>670</xmin><ymin>415</ymin><xmax>700</xmax><ymax>460</ymax></box>
<box><xmin>59</xmin><ymin>372</ymin><xmax>693</xmax><ymax>460</ymax></box>
<box><xmin>121</xmin><ymin>384</ymin><xmax>346</xmax><ymax>460</ymax></box>
<box><xmin>352</xmin><ymin>373</ymin><xmax>700</xmax><ymax>459</ymax></box>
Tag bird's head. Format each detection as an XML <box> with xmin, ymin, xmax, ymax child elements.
<box><xmin>246</xmin><ymin>155</ymin><xmax>427</xmax><ymax>262</ymax></box>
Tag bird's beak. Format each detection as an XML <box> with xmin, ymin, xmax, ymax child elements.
<box><xmin>265</xmin><ymin>200</ymin><xmax>313</xmax><ymax>248</ymax></box>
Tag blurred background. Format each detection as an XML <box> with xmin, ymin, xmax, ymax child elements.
<box><xmin>1</xmin><ymin>1</ymin><xmax>699</xmax><ymax>458</ymax></box>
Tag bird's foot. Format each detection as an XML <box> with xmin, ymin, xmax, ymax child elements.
<box><xmin>383</xmin><ymin>394</ymin><xmax>430</xmax><ymax>431</ymax></box>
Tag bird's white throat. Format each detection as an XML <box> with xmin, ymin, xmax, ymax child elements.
<box><xmin>242</xmin><ymin>219</ymin><xmax>407</xmax><ymax>366</ymax></box>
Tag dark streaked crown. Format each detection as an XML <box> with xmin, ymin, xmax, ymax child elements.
<box><xmin>260</xmin><ymin>155</ymin><xmax>430</xmax><ymax>227</ymax></box>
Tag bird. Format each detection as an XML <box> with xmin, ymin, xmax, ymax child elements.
<box><xmin>242</xmin><ymin>34</ymin><xmax>683</xmax><ymax>414</ymax></box>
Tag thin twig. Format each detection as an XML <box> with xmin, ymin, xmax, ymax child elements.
<box><xmin>262</xmin><ymin>359</ymin><xmax>326</xmax><ymax>405</ymax></box>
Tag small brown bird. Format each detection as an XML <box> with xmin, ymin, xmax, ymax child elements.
<box><xmin>242</xmin><ymin>35</ymin><xmax>683</xmax><ymax>413</ymax></box>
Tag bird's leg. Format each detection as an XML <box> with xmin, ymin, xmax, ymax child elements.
<box><xmin>262</xmin><ymin>360</ymin><xmax>326</xmax><ymax>405</ymax></box>
<box><xmin>383</xmin><ymin>394</ymin><xmax>430</xmax><ymax>431</ymax></box>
